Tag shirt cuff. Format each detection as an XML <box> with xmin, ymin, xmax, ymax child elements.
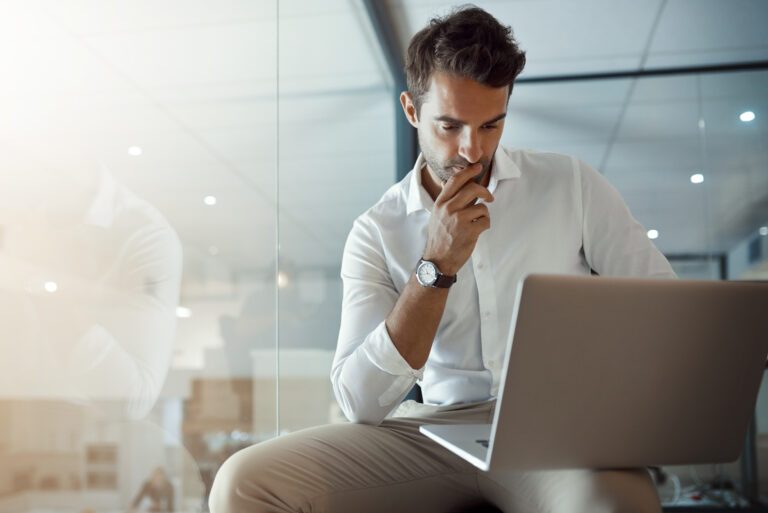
<box><xmin>362</xmin><ymin>320</ymin><xmax>424</xmax><ymax>380</ymax></box>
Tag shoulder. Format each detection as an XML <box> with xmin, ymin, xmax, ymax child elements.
<box><xmin>342</xmin><ymin>174</ymin><xmax>412</xmax><ymax>267</ymax></box>
<box><xmin>114</xmin><ymin>182</ymin><xmax>178</xmax><ymax>237</ymax></box>
<box><xmin>498</xmin><ymin>145</ymin><xmax>586</xmax><ymax>187</ymax></box>
<box><xmin>504</xmin><ymin>145</ymin><xmax>578</xmax><ymax>172</ymax></box>
<box><xmin>351</xmin><ymin>172</ymin><xmax>411</xmax><ymax>235</ymax></box>
<box><xmin>112</xmin><ymin>183</ymin><xmax>183</xmax><ymax>265</ymax></box>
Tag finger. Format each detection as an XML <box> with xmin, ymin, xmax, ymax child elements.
<box><xmin>473</xmin><ymin>215</ymin><xmax>491</xmax><ymax>232</ymax></box>
<box><xmin>435</xmin><ymin>163</ymin><xmax>484</xmax><ymax>205</ymax></box>
<box><xmin>465</xmin><ymin>213</ymin><xmax>491</xmax><ymax>233</ymax></box>
<box><xmin>458</xmin><ymin>203</ymin><xmax>490</xmax><ymax>223</ymax></box>
<box><xmin>445</xmin><ymin>183</ymin><xmax>494</xmax><ymax>211</ymax></box>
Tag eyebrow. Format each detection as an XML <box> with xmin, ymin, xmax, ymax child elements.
<box><xmin>435</xmin><ymin>113</ymin><xmax>507</xmax><ymax>126</ymax></box>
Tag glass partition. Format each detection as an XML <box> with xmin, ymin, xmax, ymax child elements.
<box><xmin>275</xmin><ymin>2</ymin><xmax>396</xmax><ymax>432</ymax></box>
<box><xmin>0</xmin><ymin>0</ymin><xmax>397</xmax><ymax>511</ymax></box>
<box><xmin>0</xmin><ymin>1</ymin><xmax>277</xmax><ymax>511</ymax></box>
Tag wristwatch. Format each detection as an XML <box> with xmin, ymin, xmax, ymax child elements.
<box><xmin>416</xmin><ymin>258</ymin><xmax>457</xmax><ymax>288</ymax></box>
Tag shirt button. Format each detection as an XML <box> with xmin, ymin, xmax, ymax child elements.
<box><xmin>484</xmin><ymin>311</ymin><xmax>491</xmax><ymax>319</ymax></box>
<box><xmin>477</xmin><ymin>262</ymin><xmax>484</xmax><ymax>270</ymax></box>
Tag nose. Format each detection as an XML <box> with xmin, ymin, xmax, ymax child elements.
<box><xmin>458</xmin><ymin>129</ymin><xmax>482</xmax><ymax>165</ymax></box>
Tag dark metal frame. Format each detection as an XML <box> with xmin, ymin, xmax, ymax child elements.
<box><xmin>361</xmin><ymin>0</ymin><xmax>418</xmax><ymax>181</ymax></box>
<box><xmin>518</xmin><ymin>60</ymin><xmax>768</xmax><ymax>84</ymax></box>
<box><xmin>665</xmin><ymin>253</ymin><xmax>728</xmax><ymax>282</ymax></box>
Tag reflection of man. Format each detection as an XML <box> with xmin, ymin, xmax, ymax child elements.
<box><xmin>128</xmin><ymin>466</ymin><xmax>174</xmax><ymax>513</ymax></box>
<box><xmin>0</xmin><ymin>155</ymin><xmax>182</xmax><ymax>419</ymax></box>
<box><xmin>211</xmin><ymin>7</ymin><xmax>675</xmax><ymax>512</ymax></box>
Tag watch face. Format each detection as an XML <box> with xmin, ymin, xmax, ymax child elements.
<box><xmin>417</xmin><ymin>261</ymin><xmax>437</xmax><ymax>285</ymax></box>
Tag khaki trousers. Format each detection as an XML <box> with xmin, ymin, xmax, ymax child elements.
<box><xmin>209</xmin><ymin>400</ymin><xmax>661</xmax><ymax>513</ymax></box>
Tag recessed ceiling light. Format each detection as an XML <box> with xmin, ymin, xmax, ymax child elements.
<box><xmin>176</xmin><ymin>306</ymin><xmax>192</xmax><ymax>318</ymax></box>
<box><xmin>760</xmin><ymin>226</ymin><xmax>768</xmax><ymax>236</ymax></box>
<box><xmin>208</xmin><ymin>245</ymin><xmax>219</xmax><ymax>256</ymax></box>
<box><xmin>44</xmin><ymin>281</ymin><xmax>58</xmax><ymax>293</ymax></box>
<box><xmin>128</xmin><ymin>146</ymin><xmax>143</xmax><ymax>156</ymax></box>
<box><xmin>277</xmin><ymin>271</ymin><xmax>288</xmax><ymax>288</ymax></box>
<box><xmin>647</xmin><ymin>229</ymin><xmax>659</xmax><ymax>240</ymax></box>
<box><xmin>690</xmin><ymin>173</ymin><xmax>704</xmax><ymax>184</ymax></box>
<box><xmin>740</xmin><ymin>111</ymin><xmax>755</xmax><ymax>122</ymax></box>
<box><xmin>204</xmin><ymin>195</ymin><xmax>217</xmax><ymax>206</ymax></box>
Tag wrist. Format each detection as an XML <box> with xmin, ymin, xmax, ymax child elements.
<box><xmin>416</xmin><ymin>258</ymin><xmax>457</xmax><ymax>288</ymax></box>
<box><xmin>421</xmin><ymin>254</ymin><xmax>457</xmax><ymax>277</ymax></box>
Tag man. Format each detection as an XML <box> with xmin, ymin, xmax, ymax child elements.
<box><xmin>210</xmin><ymin>6</ymin><xmax>674</xmax><ymax>512</ymax></box>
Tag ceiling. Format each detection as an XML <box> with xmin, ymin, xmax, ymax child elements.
<box><xmin>387</xmin><ymin>0</ymin><xmax>768</xmax><ymax>77</ymax></box>
<box><xmin>0</xmin><ymin>0</ymin><xmax>766</xmax><ymax>288</ymax></box>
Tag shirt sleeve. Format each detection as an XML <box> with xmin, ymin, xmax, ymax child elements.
<box><xmin>331</xmin><ymin>216</ymin><xmax>423</xmax><ymax>425</ymax></box>
<box><xmin>64</xmin><ymin>222</ymin><xmax>183</xmax><ymax>420</ymax></box>
<box><xmin>576</xmin><ymin>157</ymin><xmax>677</xmax><ymax>279</ymax></box>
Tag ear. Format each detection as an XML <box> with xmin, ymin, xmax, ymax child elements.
<box><xmin>400</xmin><ymin>91</ymin><xmax>419</xmax><ymax>128</ymax></box>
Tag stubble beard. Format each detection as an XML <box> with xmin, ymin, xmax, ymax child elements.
<box><xmin>422</xmin><ymin>150</ymin><xmax>494</xmax><ymax>184</ymax></box>
<box><xmin>417</xmin><ymin>129</ymin><xmax>496</xmax><ymax>185</ymax></box>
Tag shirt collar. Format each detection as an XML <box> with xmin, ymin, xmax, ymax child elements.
<box><xmin>405</xmin><ymin>147</ymin><xmax>522</xmax><ymax>215</ymax></box>
<box><xmin>488</xmin><ymin>146</ymin><xmax>522</xmax><ymax>188</ymax></box>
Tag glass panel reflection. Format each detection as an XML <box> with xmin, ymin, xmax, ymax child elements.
<box><xmin>0</xmin><ymin>1</ymin><xmax>277</xmax><ymax>511</ymax></box>
<box><xmin>276</xmin><ymin>3</ymin><xmax>396</xmax><ymax>433</ymax></box>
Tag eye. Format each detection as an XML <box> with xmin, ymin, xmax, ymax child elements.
<box><xmin>441</xmin><ymin>125</ymin><xmax>459</xmax><ymax>131</ymax></box>
<box><xmin>482</xmin><ymin>124</ymin><xmax>499</xmax><ymax>130</ymax></box>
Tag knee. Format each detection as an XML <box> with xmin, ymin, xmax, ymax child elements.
<box><xmin>591</xmin><ymin>468</ymin><xmax>662</xmax><ymax>513</ymax></box>
<box><xmin>208</xmin><ymin>451</ymin><xmax>244</xmax><ymax>513</ymax></box>
<box><xmin>209</xmin><ymin>439</ymin><xmax>314</xmax><ymax>513</ymax></box>
<box><xmin>209</xmin><ymin>448</ymin><xmax>266</xmax><ymax>513</ymax></box>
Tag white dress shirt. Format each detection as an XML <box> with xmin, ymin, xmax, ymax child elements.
<box><xmin>332</xmin><ymin>146</ymin><xmax>675</xmax><ymax>424</ymax></box>
<box><xmin>0</xmin><ymin>168</ymin><xmax>182</xmax><ymax>419</ymax></box>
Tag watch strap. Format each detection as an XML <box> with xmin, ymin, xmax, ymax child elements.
<box><xmin>432</xmin><ymin>272</ymin><xmax>457</xmax><ymax>288</ymax></box>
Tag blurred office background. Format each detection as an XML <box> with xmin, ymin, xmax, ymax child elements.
<box><xmin>0</xmin><ymin>0</ymin><xmax>766</xmax><ymax>511</ymax></box>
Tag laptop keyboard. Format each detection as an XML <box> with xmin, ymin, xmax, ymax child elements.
<box><xmin>476</xmin><ymin>439</ymin><xmax>489</xmax><ymax>448</ymax></box>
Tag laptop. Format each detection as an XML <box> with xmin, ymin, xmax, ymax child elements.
<box><xmin>419</xmin><ymin>274</ymin><xmax>768</xmax><ymax>471</ymax></box>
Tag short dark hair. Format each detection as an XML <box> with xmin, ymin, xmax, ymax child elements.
<box><xmin>405</xmin><ymin>5</ymin><xmax>526</xmax><ymax>116</ymax></box>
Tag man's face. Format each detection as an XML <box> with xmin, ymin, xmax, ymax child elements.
<box><xmin>406</xmin><ymin>72</ymin><xmax>508</xmax><ymax>184</ymax></box>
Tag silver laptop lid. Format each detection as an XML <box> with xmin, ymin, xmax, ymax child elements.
<box><xmin>487</xmin><ymin>274</ymin><xmax>768</xmax><ymax>471</ymax></box>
